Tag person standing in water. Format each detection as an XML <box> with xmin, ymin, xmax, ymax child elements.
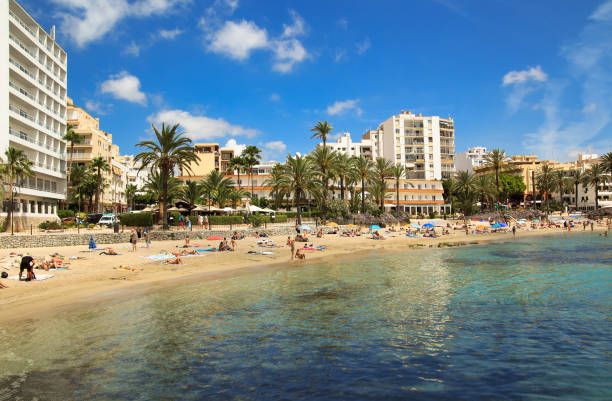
<box><xmin>512</xmin><ymin>225</ymin><xmax>516</xmax><ymax>238</ymax></box>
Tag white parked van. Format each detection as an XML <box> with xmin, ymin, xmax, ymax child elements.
<box><xmin>98</xmin><ymin>214</ymin><xmax>117</xmax><ymax>227</ymax></box>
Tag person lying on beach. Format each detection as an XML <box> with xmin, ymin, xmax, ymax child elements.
<box><xmin>295</xmin><ymin>249</ymin><xmax>305</xmax><ymax>260</ymax></box>
<box><xmin>316</xmin><ymin>229</ymin><xmax>323</xmax><ymax>238</ymax></box>
<box><xmin>99</xmin><ymin>248</ymin><xmax>118</xmax><ymax>255</ymax></box>
<box><xmin>179</xmin><ymin>249</ymin><xmax>199</xmax><ymax>255</ymax></box>
<box><xmin>0</xmin><ymin>281</ymin><xmax>8</xmax><ymax>289</ymax></box>
<box><xmin>232</xmin><ymin>232</ymin><xmax>245</xmax><ymax>240</ymax></box>
<box><xmin>254</xmin><ymin>231</ymin><xmax>260</xmax><ymax>239</ymax></box>
<box><xmin>166</xmin><ymin>255</ymin><xmax>183</xmax><ymax>264</ymax></box>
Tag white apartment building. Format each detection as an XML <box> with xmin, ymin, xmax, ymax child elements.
<box><xmin>321</xmin><ymin>132</ymin><xmax>381</xmax><ymax>160</ymax></box>
<box><xmin>378</xmin><ymin>110</ymin><xmax>455</xmax><ymax>180</ymax></box>
<box><xmin>456</xmin><ymin>146</ymin><xmax>487</xmax><ymax>172</ymax></box>
<box><xmin>117</xmin><ymin>155</ymin><xmax>149</xmax><ymax>192</ymax></box>
<box><xmin>1</xmin><ymin>0</ymin><xmax>68</xmax><ymax>228</ymax></box>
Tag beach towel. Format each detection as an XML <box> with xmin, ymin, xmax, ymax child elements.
<box><xmin>196</xmin><ymin>249</ymin><xmax>216</xmax><ymax>252</ymax></box>
<box><xmin>300</xmin><ymin>247</ymin><xmax>324</xmax><ymax>251</ymax></box>
<box><xmin>8</xmin><ymin>274</ymin><xmax>54</xmax><ymax>281</ymax></box>
<box><xmin>143</xmin><ymin>254</ymin><xmax>175</xmax><ymax>260</ymax></box>
<box><xmin>247</xmin><ymin>251</ymin><xmax>275</xmax><ymax>255</ymax></box>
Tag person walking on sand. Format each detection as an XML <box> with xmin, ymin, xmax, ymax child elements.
<box><xmin>289</xmin><ymin>238</ymin><xmax>296</xmax><ymax>260</ymax></box>
<box><xmin>144</xmin><ymin>229</ymin><xmax>151</xmax><ymax>248</ymax></box>
<box><xmin>591</xmin><ymin>220</ymin><xmax>594</xmax><ymax>231</ymax></box>
<box><xmin>130</xmin><ymin>230</ymin><xmax>138</xmax><ymax>251</ymax></box>
<box><xmin>204</xmin><ymin>215</ymin><xmax>209</xmax><ymax>230</ymax></box>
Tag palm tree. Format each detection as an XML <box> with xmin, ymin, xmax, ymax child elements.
<box><xmin>583</xmin><ymin>163</ymin><xmax>610</xmax><ymax>210</ymax></box>
<box><xmin>483</xmin><ymin>148</ymin><xmax>509</xmax><ymax>203</ymax></box>
<box><xmin>372</xmin><ymin>157</ymin><xmax>393</xmax><ymax>210</ymax></box>
<box><xmin>332</xmin><ymin>152</ymin><xmax>352</xmax><ymax>201</ymax></box>
<box><xmin>201</xmin><ymin>170</ymin><xmax>235</xmax><ymax>208</ymax></box>
<box><xmin>242</xmin><ymin>145</ymin><xmax>262</xmax><ymax>198</ymax></box>
<box><xmin>1</xmin><ymin>147</ymin><xmax>34</xmax><ymax>233</ymax></box>
<box><xmin>229</xmin><ymin>187</ymin><xmax>250</xmax><ymax>209</ymax></box>
<box><xmin>310</xmin><ymin>120</ymin><xmax>333</xmax><ymax>147</ymax></box>
<box><xmin>473</xmin><ymin>175</ymin><xmax>495</xmax><ymax>211</ymax></box>
<box><xmin>442</xmin><ymin>177</ymin><xmax>456</xmax><ymax>215</ymax></box>
<box><xmin>552</xmin><ymin>170</ymin><xmax>569</xmax><ymax>204</ymax></box>
<box><xmin>125</xmin><ymin>184</ymin><xmax>137</xmax><ymax>211</ymax></box>
<box><xmin>143</xmin><ymin>170</ymin><xmax>182</xmax><ymax>209</ymax></box>
<box><xmin>264</xmin><ymin>163</ymin><xmax>286</xmax><ymax>209</ymax></box>
<box><xmin>566</xmin><ymin>169</ymin><xmax>584</xmax><ymax>210</ymax></box>
<box><xmin>62</xmin><ymin>125</ymin><xmax>82</xmax><ymax>207</ymax></box>
<box><xmin>69</xmin><ymin>164</ymin><xmax>88</xmax><ymax>211</ymax></box>
<box><xmin>180</xmin><ymin>180</ymin><xmax>202</xmax><ymax>214</ymax></box>
<box><xmin>228</xmin><ymin>156</ymin><xmax>246</xmax><ymax>189</ymax></box>
<box><xmin>390</xmin><ymin>164</ymin><xmax>410</xmax><ymax>212</ymax></box>
<box><xmin>536</xmin><ymin>165</ymin><xmax>556</xmax><ymax>215</ymax></box>
<box><xmin>135</xmin><ymin>123</ymin><xmax>198</xmax><ymax>229</ymax></box>
<box><xmin>307</xmin><ymin>146</ymin><xmax>337</xmax><ymax>212</ymax></box>
<box><xmin>79</xmin><ymin>173</ymin><xmax>99</xmax><ymax>213</ymax></box>
<box><xmin>601</xmin><ymin>152</ymin><xmax>612</xmax><ymax>180</ymax></box>
<box><xmin>452</xmin><ymin>170</ymin><xmax>477</xmax><ymax>217</ymax></box>
<box><xmin>352</xmin><ymin>156</ymin><xmax>373</xmax><ymax>213</ymax></box>
<box><xmin>279</xmin><ymin>154</ymin><xmax>318</xmax><ymax>225</ymax></box>
<box><xmin>89</xmin><ymin>156</ymin><xmax>110</xmax><ymax>213</ymax></box>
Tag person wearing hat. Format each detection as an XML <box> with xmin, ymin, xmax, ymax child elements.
<box><xmin>19</xmin><ymin>253</ymin><xmax>37</xmax><ymax>281</ymax></box>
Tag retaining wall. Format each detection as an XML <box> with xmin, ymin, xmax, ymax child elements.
<box><xmin>0</xmin><ymin>226</ymin><xmax>310</xmax><ymax>249</ymax></box>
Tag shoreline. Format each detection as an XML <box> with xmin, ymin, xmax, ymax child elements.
<box><xmin>0</xmin><ymin>227</ymin><xmax>605</xmax><ymax>325</ymax></box>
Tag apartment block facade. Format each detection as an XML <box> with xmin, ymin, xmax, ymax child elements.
<box><xmin>456</xmin><ymin>146</ymin><xmax>487</xmax><ymax>172</ymax></box>
<box><xmin>181</xmin><ymin>143</ymin><xmax>235</xmax><ymax>177</ymax></box>
<box><xmin>323</xmin><ymin>132</ymin><xmax>381</xmax><ymax>160</ymax></box>
<box><xmin>66</xmin><ymin>98</ymin><xmax>127</xmax><ymax>213</ymax></box>
<box><xmin>1</xmin><ymin>0</ymin><xmax>68</xmax><ymax>227</ymax></box>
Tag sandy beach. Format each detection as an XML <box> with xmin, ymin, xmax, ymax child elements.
<box><xmin>0</xmin><ymin>225</ymin><xmax>606</xmax><ymax>325</ymax></box>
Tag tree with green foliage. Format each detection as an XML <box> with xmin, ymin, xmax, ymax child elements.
<box><xmin>371</xmin><ymin>157</ymin><xmax>393</xmax><ymax>210</ymax></box>
<box><xmin>351</xmin><ymin>156</ymin><xmax>374</xmax><ymax>214</ymax></box>
<box><xmin>452</xmin><ymin>170</ymin><xmax>477</xmax><ymax>217</ymax></box>
<box><xmin>536</xmin><ymin>165</ymin><xmax>556</xmax><ymax>215</ymax></box>
<box><xmin>1</xmin><ymin>147</ymin><xmax>34</xmax><ymax>232</ymax></box>
<box><xmin>89</xmin><ymin>156</ymin><xmax>110</xmax><ymax>213</ymax></box>
<box><xmin>307</xmin><ymin>146</ymin><xmax>337</xmax><ymax>213</ymax></box>
<box><xmin>498</xmin><ymin>173</ymin><xmax>527</xmax><ymax>201</ymax></box>
<box><xmin>242</xmin><ymin>145</ymin><xmax>262</xmax><ymax>198</ymax></box>
<box><xmin>125</xmin><ymin>184</ymin><xmax>137</xmax><ymax>211</ymax></box>
<box><xmin>143</xmin><ymin>170</ymin><xmax>182</xmax><ymax>209</ymax></box>
<box><xmin>473</xmin><ymin>175</ymin><xmax>495</xmax><ymax>210</ymax></box>
<box><xmin>264</xmin><ymin>163</ymin><xmax>287</xmax><ymax>209</ymax></box>
<box><xmin>228</xmin><ymin>156</ymin><xmax>246</xmax><ymax>189</ymax></box>
<box><xmin>483</xmin><ymin>148</ymin><xmax>510</xmax><ymax>202</ymax></box>
<box><xmin>583</xmin><ymin>163</ymin><xmax>610</xmax><ymax>209</ymax></box>
<box><xmin>62</xmin><ymin>125</ymin><xmax>82</xmax><ymax>206</ymax></box>
<box><xmin>278</xmin><ymin>154</ymin><xmax>318</xmax><ymax>225</ymax></box>
<box><xmin>180</xmin><ymin>180</ymin><xmax>202</xmax><ymax>213</ymax></box>
<box><xmin>390</xmin><ymin>164</ymin><xmax>410</xmax><ymax>212</ymax></box>
<box><xmin>566</xmin><ymin>169</ymin><xmax>583</xmax><ymax>210</ymax></box>
<box><xmin>135</xmin><ymin>123</ymin><xmax>198</xmax><ymax>229</ymax></box>
<box><xmin>310</xmin><ymin>120</ymin><xmax>333</xmax><ymax>147</ymax></box>
<box><xmin>201</xmin><ymin>169</ymin><xmax>235</xmax><ymax>208</ymax></box>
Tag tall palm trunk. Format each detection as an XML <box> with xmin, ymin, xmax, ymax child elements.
<box><xmin>340</xmin><ymin>176</ymin><xmax>345</xmax><ymax>200</ymax></box>
<box><xmin>95</xmin><ymin>168</ymin><xmax>102</xmax><ymax>213</ymax></box>
<box><xmin>67</xmin><ymin>142</ymin><xmax>74</xmax><ymax>207</ymax></box>
<box><xmin>237</xmin><ymin>170</ymin><xmax>241</xmax><ymax>190</ymax></box>
<box><xmin>396</xmin><ymin>178</ymin><xmax>400</xmax><ymax>212</ymax></box>
<box><xmin>361</xmin><ymin>177</ymin><xmax>365</xmax><ymax>213</ymax></box>
<box><xmin>594</xmin><ymin>180</ymin><xmax>599</xmax><ymax>209</ymax></box>
<box><xmin>295</xmin><ymin>189</ymin><xmax>302</xmax><ymax>225</ymax></box>
<box><xmin>250</xmin><ymin>170</ymin><xmax>254</xmax><ymax>200</ymax></box>
<box><xmin>161</xmin><ymin>167</ymin><xmax>168</xmax><ymax>230</ymax></box>
<box><xmin>495</xmin><ymin>168</ymin><xmax>500</xmax><ymax>203</ymax></box>
<box><xmin>8</xmin><ymin>174</ymin><xmax>14</xmax><ymax>233</ymax></box>
<box><xmin>575</xmin><ymin>182</ymin><xmax>579</xmax><ymax>210</ymax></box>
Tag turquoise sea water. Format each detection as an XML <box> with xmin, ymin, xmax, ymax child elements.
<box><xmin>1</xmin><ymin>232</ymin><xmax>611</xmax><ymax>400</ymax></box>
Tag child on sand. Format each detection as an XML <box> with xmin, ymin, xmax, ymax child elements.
<box><xmin>295</xmin><ymin>249</ymin><xmax>305</xmax><ymax>260</ymax></box>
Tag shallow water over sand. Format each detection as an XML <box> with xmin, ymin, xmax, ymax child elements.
<box><xmin>1</xmin><ymin>232</ymin><xmax>611</xmax><ymax>400</ymax></box>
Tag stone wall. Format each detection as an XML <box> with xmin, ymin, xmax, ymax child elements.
<box><xmin>0</xmin><ymin>226</ymin><xmax>315</xmax><ymax>249</ymax></box>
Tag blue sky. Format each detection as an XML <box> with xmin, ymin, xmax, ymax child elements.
<box><xmin>24</xmin><ymin>0</ymin><xmax>612</xmax><ymax>161</ymax></box>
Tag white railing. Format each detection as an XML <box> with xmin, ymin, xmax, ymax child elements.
<box><xmin>9</xmin><ymin>33</ymin><xmax>35</xmax><ymax>58</ymax></box>
<box><xmin>9</xmin><ymin>104</ymin><xmax>35</xmax><ymax>122</ymax></box>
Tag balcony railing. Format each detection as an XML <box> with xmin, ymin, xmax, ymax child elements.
<box><xmin>9</xmin><ymin>33</ymin><xmax>35</xmax><ymax>58</ymax></box>
<box><xmin>9</xmin><ymin>10</ymin><xmax>37</xmax><ymax>38</ymax></box>
<box><xmin>9</xmin><ymin>104</ymin><xmax>35</xmax><ymax>122</ymax></box>
<box><xmin>9</xmin><ymin>81</ymin><xmax>35</xmax><ymax>101</ymax></box>
<box><xmin>8</xmin><ymin>57</ymin><xmax>36</xmax><ymax>80</ymax></box>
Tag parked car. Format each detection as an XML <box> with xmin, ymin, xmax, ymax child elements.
<box><xmin>98</xmin><ymin>214</ymin><xmax>118</xmax><ymax>227</ymax></box>
<box><xmin>86</xmin><ymin>213</ymin><xmax>103</xmax><ymax>224</ymax></box>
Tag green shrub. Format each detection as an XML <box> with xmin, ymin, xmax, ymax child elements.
<box><xmin>428</xmin><ymin>211</ymin><xmax>436</xmax><ymax>219</ymax></box>
<box><xmin>57</xmin><ymin>209</ymin><xmax>75</xmax><ymax>218</ymax></box>
<box><xmin>248</xmin><ymin>214</ymin><xmax>265</xmax><ymax>228</ymax></box>
<box><xmin>188</xmin><ymin>215</ymin><xmax>244</xmax><ymax>225</ymax></box>
<box><xmin>281</xmin><ymin>210</ymin><xmax>322</xmax><ymax>218</ymax></box>
<box><xmin>168</xmin><ymin>211</ymin><xmax>181</xmax><ymax>226</ymax></box>
<box><xmin>39</xmin><ymin>221</ymin><xmax>62</xmax><ymax>230</ymax></box>
<box><xmin>119</xmin><ymin>212</ymin><xmax>154</xmax><ymax>227</ymax></box>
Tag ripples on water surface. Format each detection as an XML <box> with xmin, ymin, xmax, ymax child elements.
<box><xmin>1</xmin><ymin>233</ymin><xmax>611</xmax><ymax>400</ymax></box>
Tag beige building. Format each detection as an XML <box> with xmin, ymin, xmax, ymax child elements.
<box><xmin>66</xmin><ymin>98</ymin><xmax>127</xmax><ymax>212</ymax></box>
<box><xmin>180</xmin><ymin>143</ymin><xmax>234</xmax><ymax>177</ymax></box>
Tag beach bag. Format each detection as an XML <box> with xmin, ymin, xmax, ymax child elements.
<box><xmin>1</xmin><ymin>272</ymin><xmax>7</xmax><ymax>278</ymax></box>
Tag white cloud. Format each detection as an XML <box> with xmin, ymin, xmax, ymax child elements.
<box><xmin>502</xmin><ymin>66</ymin><xmax>548</xmax><ymax>86</ymax></box>
<box><xmin>269</xmin><ymin>93</ymin><xmax>281</xmax><ymax>102</ymax></box>
<box><xmin>147</xmin><ymin>109</ymin><xmax>258</xmax><ymax>141</ymax></box>
<box><xmin>520</xmin><ymin>1</ymin><xmax>612</xmax><ymax>161</ymax></box>
<box><xmin>123</xmin><ymin>41</ymin><xmax>141</xmax><ymax>56</ymax></box>
<box><xmin>334</xmin><ymin>49</ymin><xmax>346</xmax><ymax>63</ymax></box>
<box><xmin>281</xmin><ymin>10</ymin><xmax>306</xmax><ymax>38</ymax></box>
<box><xmin>223</xmin><ymin>139</ymin><xmax>246</xmax><ymax>155</ymax></box>
<box><xmin>272</xmin><ymin>38</ymin><xmax>308</xmax><ymax>73</ymax></box>
<box><xmin>326</xmin><ymin>99</ymin><xmax>362</xmax><ymax>116</ymax></box>
<box><xmin>204</xmin><ymin>10</ymin><xmax>308</xmax><ymax>73</ymax></box>
<box><xmin>84</xmin><ymin>100</ymin><xmax>107</xmax><ymax>115</ymax></box>
<box><xmin>261</xmin><ymin>140</ymin><xmax>287</xmax><ymax>160</ymax></box>
<box><xmin>50</xmin><ymin>0</ymin><xmax>191</xmax><ymax>48</ymax></box>
<box><xmin>356</xmin><ymin>37</ymin><xmax>371</xmax><ymax>55</ymax></box>
<box><xmin>158</xmin><ymin>28</ymin><xmax>183</xmax><ymax>39</ymax></box>
<box><xmin>100</xmin><ymin>71</ymin><xmax>147</xmax><ymax>105</ymax></box>
<box><xmin>337</xmin><ymin>18</ymin><xmax>348</xmax><ymax>30</ymax></box>
<box><xmin>208</xmin><ymin>20</ymin><xmax>269</xmax><ymax>60</ymax></box>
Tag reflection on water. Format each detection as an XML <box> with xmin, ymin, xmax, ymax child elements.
<box><xmin>1</xmin><ymin>233</ymin><xmax>611</xmax><ymax>400</ymax></box>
